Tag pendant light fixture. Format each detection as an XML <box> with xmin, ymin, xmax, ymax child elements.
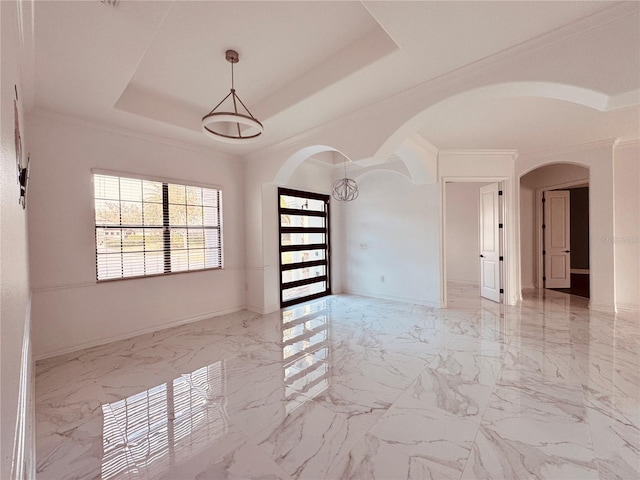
<box><xmin>332</xmin><ymin>155</ymin><xmax>359</xmax><ymax>202</ymax></box>
<box><xmin>201</xmin><ymin>50</ymin><xmax>264</xmax><ymax>144</ymax></box>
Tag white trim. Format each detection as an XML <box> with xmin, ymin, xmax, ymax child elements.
<box><xmin>615</xmin><ymin>138</ymin><xmax>640</xmax><ymax>149</ymax></box>
<box><xmin>11</xmin><ymin>293</ymin><xmax>34</xmax><ymax>480</ymax></box>
<box><xmin>342</xmin><ymin>289</ymin><xmax>440</xmax><ymax>309</ymax></box>
<box><xmin>441</xmin><ymin>176</ymin><xmax>514</xmax><ymax>308</ymax></box>
<box><xmin>34</xmin><ymin>305</ymin><xmax>245</xmax><ymax>361</ymax></box>
<box><xmin>31</xmin><ymin>266</ymin><xmax>244</xmax><ymax>293</ymax></box>
<box><xmin>570</xmin><ymin>269</ymin><xmax>590</xmax><ymax>275</ymax></box>
<box><xmin>606</xmin><ymin>89</ymin><xmax>640</xmax><ymax>111</ymax></box>
<box><xmin>446</xmin><ymin>279</ymin><xmax>480</xmax><ymax>287</ymax></box>
<box><xmin>245</xmin><ymin>4</ymin><xmax>636</xmax><ymax>163</ymax></box>
<box><xmin>29</xmin><ymin>108</ymin><xmax>238</xmax><ymax>161</ymax></box>
<box><xmin>615</xmin><ymin>303</ymin><xmax>640</xmax><ymax>315</ymax></box>
<box><xmin>92</xmin><ymin>168</ymin><xmax>224</xmax><ymax>192</ymax></box>
<box><xmin>245</xmin><ymin>303</ymin><xmax>280</xmax><ymax>315</ymax></box>
<box><xmin>518</xmin><ymin>138</ymin><xmax>619</xmax><ymax>162</ymax></box>
<box><xmin>589</xmin><ymin>301</ymin><xmax>616</xmax><ymax>313</ymax></box>
<box><xmin>439</xmin><ymin>149</ymin><xmax>519</xmax><ymax>157</ymax></box>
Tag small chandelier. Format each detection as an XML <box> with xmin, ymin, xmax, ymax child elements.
<box><xmin>201</xmin><ymin>50</ymin><xmax>264</xmax><ymax>144</ymax></box>
<box><xmin>332</xmin><ymin>155</ymin><xmax>359</xmax><ymax>202</ymax></box>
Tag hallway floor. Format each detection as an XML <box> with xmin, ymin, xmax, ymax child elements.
<box><xmin>35</xmin><ymin>285</ymin><xmax>639</xmax><ymax>479</ymax></box>
<box><xmin>549</xmin><ymin>273</ymin><xmax>591</xmax><ymax>299</ymax></box>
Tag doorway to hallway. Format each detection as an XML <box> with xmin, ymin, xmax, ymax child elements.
<box><xmin>443</xmin><ymin>179</ymin><xmax>507</xmax><ymax>306</ymax></box>
<box><xmin>519</xmin><ymin>163</ymin><xmax>590</xmax><ymax>300</ymax></box>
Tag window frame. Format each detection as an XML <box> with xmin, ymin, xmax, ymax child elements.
<box><xmin>92</xmin><ymin>170</ymin><xmax>224</xmax><ymax>282</ymax></box>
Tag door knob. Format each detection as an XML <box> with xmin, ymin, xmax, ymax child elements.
<box><xmin>479</xmin><ymin>254</ymin><xmax>484</xmax><ymax>258</ymax></box>
<box><xmin>564</xmin><ymin>250</ymin><xmax>570</xmax><ymax>253</ymax></box>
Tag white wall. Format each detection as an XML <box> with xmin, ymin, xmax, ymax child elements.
<box><xmin>28</xmin><ymin>113</ymin><xmax>246</xmax><ymax>359</ymax></box>
<box><xmin>438</xmin><ymin>151</ymin><xmax>519</xmax><ymax>305</ymax></box>
<box><xmin>286</xmin><ymin>159</ymin><xmax>342</xmax><ymax>294</ymax></box>
<box><xmin>446</xmin><ymin>183</ymin><xmax>490</xmax><ymax>285</ymax></box>
<box><xmin>254</xmin><ymin>160</ymin><xmax>338</xmax><ymax>314</ymax></box>
<box><xmin>613</xmin><ymin>141</ymin><xmax>640</xmax><ymax>312</ymax></box>
<box><xmin>1</xmin><ymin>2</ymin><xmax>35</xmax><ymax>478</ymax></box>
<box><xmin>342</xmin><ymin>170</ymin><xmax>440</xmax><ymax>307</ymax></box>
<box><xmin>519</xmin><ymin>163</ymin><xmax>589</xmax><ymax>288</ymax></box>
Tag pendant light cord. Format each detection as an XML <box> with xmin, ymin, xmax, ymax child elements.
<box><xmin>231</xmin><ymin>61</ymin><xmax>235</xmax><ymax>91</ymax></box>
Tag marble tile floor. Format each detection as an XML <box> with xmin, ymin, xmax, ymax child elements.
<box><xmin>35</xmin><ymin>284</ymin><xmax>640</xmax><ymax>479</ymax></box>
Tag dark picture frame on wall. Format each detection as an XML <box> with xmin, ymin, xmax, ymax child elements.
<box><xmin>14</xmin><ymin>85</ymin><xmax>29</xmax><ymax>209</ymax></box>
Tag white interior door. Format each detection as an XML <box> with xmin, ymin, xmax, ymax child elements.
<box><xmin>479</xmin><ymin>183</ymin><xmax>501</xmax><ymax>302</ymax></box>
<box><xmin>544</xmin><ymin>190</ymin><xmax>571</xmax><ymax>288</ymax></box>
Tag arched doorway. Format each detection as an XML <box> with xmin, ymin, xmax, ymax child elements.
<box><xmin>520</xmin><ymin>163</ymin><xmax>590</xmax><ymax>298</ymax></box>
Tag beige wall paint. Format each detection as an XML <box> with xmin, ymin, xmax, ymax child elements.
<box><xmin>613</xmin><ymin>141</ymin><xmax>640</xmax><ymax>312</ymax></box>
<box><xmin>28</xmin><ymin>114</ymin><xmax>247</xmax><ymax>359</ymax></box>
<box><xmin>445</xmin><ymin>182</ymin><xmax>491</xmax><ymax>285</ymax></box>
<box><xmin>1</xmin><ymin>2</ymin><xmax>35</xmax><ymax>477</ymax></box>
<box><xmin>342</xmin><ymin>170</ymin><xmax>440</xmax><ymax>306</ymax></box>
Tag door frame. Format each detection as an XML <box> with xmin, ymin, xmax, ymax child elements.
<box><xmin>535</xmin><ymin>179</ymin><xmax>588</xmax><ymax>290</ymax></box>
<box><xmin>441</xmin><ymin>176</ymin><xmax>510</xmax><ymax>308</ymax></box>
<box><xmin>278</xmin><ymin>187</ymin><xmax>332</xmax><ymax>308</ymax></box>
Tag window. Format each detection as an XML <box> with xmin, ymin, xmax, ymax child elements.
<box><xmin>94</xmin><ymin>173</ymin><xmax>222</xmax><ymax>281</ymax></box>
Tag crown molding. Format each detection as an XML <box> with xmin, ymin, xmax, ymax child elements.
<box><xmin>518</xmin><ymin>138</ymin><xmax>620</xmax><ymax>161</ymax></box>
<box><xmin>29</xmin><ymin>108</ymin><xmax>240</xmax><ymax>162</ymax></box>
<box><xmin>247</xmin><ymin>3</ymin><xmax>636</xmax><ymax>163</ymax></box>
<box><xmin>606</xmin><ymin>88</ymin><xmax>640</xmax><ymax>111</ymax></box>
<box><xmin>615</xmin><ymin>138</ymin><xmax>640</xmax><ymax>149</ymax></box>
<box><xmin>439</xmin><ymin>149</ymin><xmax>519</xmax><ymax>157</ymax></box>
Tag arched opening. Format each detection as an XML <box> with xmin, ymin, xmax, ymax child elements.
<box><xmin>520</xmin><ymin>162</ymin><xmax>590</xmax><ymax>299</ymax></box>
<box><xmin>374</xmin><ymin>81</ymin><xmax>612</xmax><ymax>161</ymax></box>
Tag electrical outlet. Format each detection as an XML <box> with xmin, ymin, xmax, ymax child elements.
<box><xmin>380</xmin><ymin>275</ymin><xmax>385</xmax><ymax>282</ymax></box>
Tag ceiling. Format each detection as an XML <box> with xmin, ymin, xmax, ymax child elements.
<box><xmin>28</xmin><ymin>1</ymin><xmax>640</xmax><ymax>159</ymax></box>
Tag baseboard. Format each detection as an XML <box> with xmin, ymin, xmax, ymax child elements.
<box><xmin>343</xmin><ymin>288</ymin><xmax>441</xmax><ymax>308</ymax></box>
<box><xmin>588</xmin><ymin>301</ymin><xmax>616</xmax><ymax>313</ymax></box>
<box><xmin>521</xmin><ymin>283</ymin><xmax>535</xmax><ymax>289</ymax></box>
<box><xmin>615</xmin><ymin>303</ymin><xmax>640</xmax><ymax>315</ymax></box>
<box><xmin>447</xmin><ymin>279</ymin><xmax>480</xmax><ymax>287</ymax></box>
<box><xmin>35</xmin><ymin>305</ymin><xmax>245</xmax><ymax>361</ymax></box>
<box><xmin>245</xmin><ymin>303</ymin><xmax>280</xmax><ymax>315</ymax></box>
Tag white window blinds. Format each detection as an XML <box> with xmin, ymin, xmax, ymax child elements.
<box><xmin>94</xmin><ymin>173</ymin><xmax>222</xmax><ymax>281</ymax></box>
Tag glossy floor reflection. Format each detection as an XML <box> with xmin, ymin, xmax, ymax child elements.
<box><xmin>35</xmin><ymin>285</ymin><xmax>640</xmax><ymax>479</ymax></box>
